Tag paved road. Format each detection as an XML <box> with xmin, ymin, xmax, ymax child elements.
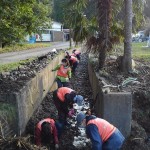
<box><xmin>0</xmin><ymin>42</ymin><xmax>72</xmax><ymax>64</ymax></box>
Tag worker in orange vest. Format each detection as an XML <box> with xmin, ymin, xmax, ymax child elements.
<box><xmin>35</xmin><ymin>118</ymin><xmax>62</xmax><ymax>149</ymax></box>
<box><xmin>53</xmin><ymin>87</ymin><xmax>84</xmax><ymax>124</ymax></box>
<box><xmin>65</xmin><ymin>55</ymin><xmax>78</xmax><ymax>73</ymax></box>
<box><xmin>76</xmin><ymin>113</ymin><xmax>125</xmax><ymax>150</ymax></box>
<box><xmin>52</xmin><ymin>58</ymin><xmax>71</xmax><ymax>88</ymax></box>
<box><xmin>72</xmin><ymin>49</ymin><xmax>81</xmax><ymax>61</ymax></box>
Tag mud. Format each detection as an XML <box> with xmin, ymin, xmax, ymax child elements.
<box><xmin>26</xmin><ymin>54</ymin><xmax>93</xmax><ymax>150</ymax></box>
<box><xmin>1</xmin><ymin>53</ymin><xmax>150</xmax><ymax>150</ymax></box>
<box><xmin>0</xmin><ymin>49</ymin><xmax>63</xmax><ymax>93</ymax></box>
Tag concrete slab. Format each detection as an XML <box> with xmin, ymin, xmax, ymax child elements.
<box><xmin>0</xmin><ymin>52</ymin><xmax>65</xmax><ymax>136</ymax></box>
<box><xmin>103</xmin><ymin>93</ymin><xmax>132</xmax><ymax>137</ymax></box>
<box><xmin>88</xmin><ymin>55</ymin><xmax>132</xmax><ymax>137</ymax></box>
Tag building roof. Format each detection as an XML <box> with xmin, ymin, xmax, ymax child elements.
<box><xmin>52</xmin><ymin>21</ymin><xmax>62</xmax><ymax>25</ymax></box>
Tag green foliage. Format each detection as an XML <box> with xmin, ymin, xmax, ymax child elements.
<box><xmin>52</xmin><ymin>0</ymin><xmax>68</xmax><ymax>24</ymax></box>
<box><xmin>0</xmin><ymin>0</ymin><xmax>52</xmax><ymax>47</ymax></box>
<box><xmin>62</xmin><ymin>0</ymin><xmax>145</xmax><ymax>45</ymax></box>
<box><xmin>0</xmin><ymin>58</ymin><xmax>35</xmax><ymax>73</ymax></box>
<box><xmin>0</xmin><ymin>43</ymin><xmax>51</xmax><ymax>54</ymax></box>
<box><xmin>112</xmin><ymin>0</ymin><xmax>145</xmax><ymax>33</ymax></box>
<box><xmin>111</xmin><ymin>42</ymin><xmax>150</xmax><ymax>61</ymax></box>
<box><xmin>144</xmin><ymin>0</ymin><xmax>150</xmax><ymax>18</ymax></box>
<box><xmin>132</xmin><ymin>42</ymin><xmax>150</xmax><ymax>61</ymax></box>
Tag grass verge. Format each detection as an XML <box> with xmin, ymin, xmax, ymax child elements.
<box><xmin>111</xmin><ymin>42</ymin><xmax>150</xmax><ymax>61</ymax></box>
<box><xmin>0</xmin><ymin>43</ymin><xmax>51</xmax><ymax>54</ymax></box>
<box><xmin>0</xmin><ymin>58</ymin><xmax>35</xmax><ymax>73</ymax></box>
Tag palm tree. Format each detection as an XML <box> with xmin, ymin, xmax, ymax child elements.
<box><xmin>64</xmin><ymin>0</ymin><xmax>144</xmax><ymax>71</ymax></box>
<box><xmin>97</xmin><ymin>0</ymin><xmax>112</xmax><ymax>69</ymax></box>
<box><xmin>122</xmin><ymin>0</ymin><xmax>133</xmax><ymax>72</ymax></box>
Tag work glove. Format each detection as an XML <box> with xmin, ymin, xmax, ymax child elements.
<box><xmin>68</xmin><ymin>108</ymin><xmax>75</xmax><ymax>117</ymax></box>
<box><xmin>55</xmin><ymin>144</ymin><xmax>59</xmax><ymax>149</ymax></box>
<box><xmin>40</xmin><ymin>146</ymin><xmax>48</xmax><ymax>150</ymax></box>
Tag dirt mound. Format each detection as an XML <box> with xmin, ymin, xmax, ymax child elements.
<box><xmin>0</xmin><ymin>49</ymin><xmax>63</xmax><ymax>93</ymax></box>
<box><xmin>2</xmin><ymin>53</ymin><xmax>150</xmax><ymax>149</ymax></box>
<box><xmin>0</xmin><ymin>136</ymin><xmax>45</xmax><ymax>150</ymax></box>
<box><xmin>100</xmin><ymin>58</ymin><xmax>150</xmax><ymax>149</ymax></box>
<box><xmin>123</xmin><ymin>121</ymin><xmax>150</xmax><ymax>150</ymax></box>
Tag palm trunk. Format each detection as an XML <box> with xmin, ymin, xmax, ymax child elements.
<box><xmin>148</xmin><ymin>32</ymin><xmax>150</xmax><ymax>47</ymax></box>
<box><xmin>97</xmin><ymin>0</ymin><xmax>112</xmax><ymax>69</ymax></box>
<box><xmin>0</xmin><ymin>42</ymin><xmax>2</xmax><ymax>48</ymax></box>
<box><xmin>122</xmin><ymin>0</ymin><xmax>133</xmax><ymax>73</ymax></box>
<box><xmin>0</xmin><ymin>39</ymin><xmax>2</xmax><ymax>48</ymax></box>
<box><xmin>69</xmin><ymin>28</ymin><xmax>72</xmax><ymax>48</ymax></box>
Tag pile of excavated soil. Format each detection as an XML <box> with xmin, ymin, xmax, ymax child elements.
<box><xmin>95</xmin><ymin>57</ymin><xmax>150</xmax><ymax>150</ymax></box>
<box><xmin>2</xmin><ymin>53</ymin><xmax>150</xmax><ymax>149</ymax></box>
<box><xmin>0</xmin><ymin>49</ymin><xmax>63</xmax><ymax>93</ymax></box>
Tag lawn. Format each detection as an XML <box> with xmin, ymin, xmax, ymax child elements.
<box><xmin>0</xmin><ymin>58</ymin><xmax>35</xmax><ymax>73</ymax></box>
<box><xmin>0</xmin><ymin>43</ymin><xmax>51</xmax><ymax>54</ymax></box>
<box><xmin>112</xmin><ymin>42</ymin><xmax>150</xmax><ymax>61</ymax></box>
<box><xmin>132</xmin><ymin>42</ymin><xmax>150</xmax><ymax>61</ymax></box>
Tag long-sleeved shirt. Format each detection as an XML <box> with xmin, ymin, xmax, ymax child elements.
<box><xmin>52</xmin><ymin>64</ymin><xmax>71</xmax><ymax>82</ymax></box>
<box><xmin>35</xmin><ymin>118</ymin><xmax>59</xmax><ymax>146</ymax></box>
<box><xmin>86</xmin><ymin>116</ymin><xmax>103</xmax><ymax>150</ymax></box>
<box><xmin>86</xmin><ymin>115</ymin><xmax>125</xmax><ymax>150</ymax></box>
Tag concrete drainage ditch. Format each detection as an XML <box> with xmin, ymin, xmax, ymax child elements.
<box><xmin>0</xmin><ymin>51</ymin><xmax>133</xmax><ymax>149</ymax></box>
<box><xmin>88</xmin><ymin>54</ymin><xmax>132</xmax><ymax>137</ymax></box>
<box><xmin>0</xmin><ymin>49</ymin><xmax>65</xmax><ymax>136</ymax></box>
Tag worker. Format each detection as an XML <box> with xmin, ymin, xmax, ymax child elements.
<box><xmin>35</xmin><ymin>118</ymin><xmax>63</xmax><ymax>149</ymax></box>
<box><xmin>65</xmin><ymin>55</ymin><xmax>78</xmax><ymax>73</ymax></box>
<box><xmin>52</xmin><ymin>58</ymin><xmax>71</xmax><ymax>88</ymax></box>
<box><xmin>72</xmin><ymin>49</ymin><xmax>81</xmax><ymax>61</ymax></box>
<box><xmin>76</xmin><ymin>113</ymin><xmax>125</xmax><ymax>150</ymax></box>
<box><xmin>53</xmin><ymin>87</ymin><xmax>84</xmax><ymax>124</ymax></box>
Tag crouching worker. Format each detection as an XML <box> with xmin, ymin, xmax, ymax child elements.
<box><xmin>53</xmin><ymin>87</ymin><xmax>84</xmax><ymax>124</ymax></box>
<box><xmin>35</xmin><ymin>118</ymin><xmax>63</xmax><ymax>149</ymax></box>
<box><xmin>76</xmin><ymin>113</ymin><xmax>125</xmax><ymax>150</ymax></box>
<box><xmin>65</xmin><ymin>55</ymin><xmax>78</xmax><ymax>73</ymax></box>
<box><xmin>72</xmin><ymin>49</ymin><xmax>81</xmax><ymax>61</ymax></box>
<box><xmin>52</xmin><ymin>58</ymin><xmax>71</xmax><ymax>88</ymax></box>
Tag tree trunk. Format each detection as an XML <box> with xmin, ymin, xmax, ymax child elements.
<box><xmin>69</xmin><ymin>28</ymin><xmax>72</xmax><ymax>48</ymax></box>
<box><xmin>0</xmin><ymin>42</ymin><xmax>2</xmax><ymax>48</ymax></box>
<box><xmin>148</xmin><ymin>32</ymin><xmax>150</xmax><ymax>47</ymax></box>
<box><xmin>0</xmin><ymin>38</ymin><xmax>2</xmax><ymax>48</ymax></box>
<box><xmin>122</xmin><ymin>0</ymin><xmax>133</xmax><ymax>73</ymax></box>
<box><xmin>97</xmin><ymin>0</ymin><xmax>112</xmax><ymax>69</ymax></box>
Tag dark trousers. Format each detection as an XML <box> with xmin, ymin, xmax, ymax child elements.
<box><xmin>55</xmin><ymin>121</ymin><xmax>64</xmax><ymax>139</ymax></box>
<box><xmin>76</xmin><ymin>54</ymin><xmax>81</xmax><ymax>61</ymax></box>
<box><xmin>56</xmin><ymin>78</ymin><xmax>69</xmax><ymax>88</ymax></box>
<box><xmin>102</xmin><ymin>129</ymin><xmax>125</xmax><ymax>150</ymax></box>
<box><xmin>53</xmin><ymin>90</ymin><xmax>67</xmax><ymax>123</ymax></box>
<box><xmin>72</xmin><ymin>61</ymin><xmax>78</xmax><ymax>72</ymax></box>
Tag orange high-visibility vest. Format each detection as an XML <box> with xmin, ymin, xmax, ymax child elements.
<box><xmin>57</xmin><ymin>65</ymin><xmax>70</xmax><ymax>78</ymax></box>
<box><xmin>57</xmin><ymin>87</ymin><xmax>74</xmax><ymax>102</ymax></box>
<box><xmin>70</xmin><ymin>56</ymin><xmax>77</xmax><ymax>63</ymax></box>
<box><xmin>74</xmin><ymin>50</ymin><xmax>81</xmax><ymax>55</ymax></box>
<box><xmin>37</xmin><ymin>118</ymin><xmax>55</xmax><ymax>132</ymax></box>
<box><xmin>87</xmin><ymin>118</ymin><xmax>116</xmax><ymax>142</ymax></box>
<box><xmin>71</xmin><ymin>53</ymin><xmax>76</xmax><ymax>57</ymax></box>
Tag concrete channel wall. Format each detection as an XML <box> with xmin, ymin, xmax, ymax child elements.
<box><xmin>88</xmin><ymin>56</ymin><xmax>132</xmax><ymax>137</ymax></box>
<box><xmin>0</xmin><ymin>52</ymin><xmax>65</xmax><ymax>136</ymax></box>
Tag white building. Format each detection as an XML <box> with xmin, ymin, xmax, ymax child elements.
<box><xmin>51</xmin><ymin>21</ymin><xmax>63</xmax><ymax>31</ymax></box>
<box><xmin>27</xmin><ymin>21</ymin><xmax>65</xmax><ymax>42</ymax></box>
<box><xmin>36</xmin><ymin>21</ymin><xmax>63</xmax><ymax>42</ymax></box>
